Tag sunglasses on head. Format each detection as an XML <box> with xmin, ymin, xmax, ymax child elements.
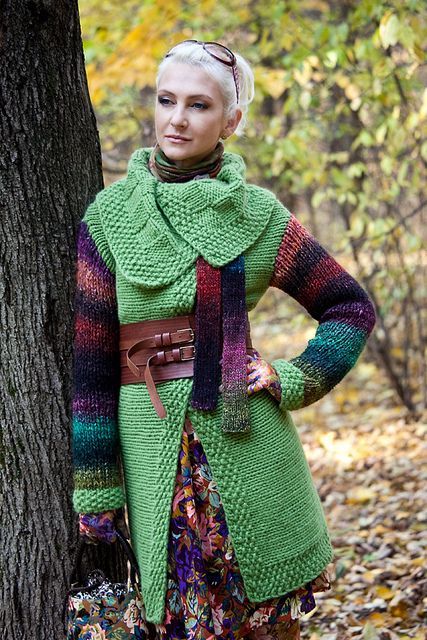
<box><xmin>164</xmin><ymin>39</ymin><xmax>240</xmax><ymax>104</ymax></box>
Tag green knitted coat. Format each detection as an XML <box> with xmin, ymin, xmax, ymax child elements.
<box><xmin>72</xmin><ymin>148</ymin><xmax>375</xmax><ymax>624</ymax></box>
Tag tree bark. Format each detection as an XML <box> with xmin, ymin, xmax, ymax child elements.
<box><xmin>0</xmin><ymin>2</ymin><xmax>123</xmax><ymax>637</ymax></box>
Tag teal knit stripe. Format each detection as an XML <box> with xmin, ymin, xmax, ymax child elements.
<box><xmin>73</xmin><ymin>415</ymin><xmax>119</xmax><ymax>470</ymax></box>
<box><xmin>291</xmin><ymin>323</ymin><xmax>368</xmax><ymax>406</ymax></box>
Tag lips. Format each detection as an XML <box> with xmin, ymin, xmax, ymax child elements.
<box><xmin>165</xmin><ymin>135</ymin><xmax>191</xmax><ymax>141</ymax></box>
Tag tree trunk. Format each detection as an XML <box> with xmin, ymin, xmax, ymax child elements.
<box><xmin>0</xmin><ymin>2</ymin><xmax>123</xmax><ymax>637</ymax></box>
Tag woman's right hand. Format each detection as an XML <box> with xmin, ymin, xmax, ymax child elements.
<box><xmin>78</xmin><ymin>509</ymin><xmax>120</xmax><ymax>544</ymax></box>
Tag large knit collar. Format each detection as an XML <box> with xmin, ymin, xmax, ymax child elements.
<box><xmin>96</xmin><ymin>147</ymin><xmax>276</xmax><ymax>287</ymax></box>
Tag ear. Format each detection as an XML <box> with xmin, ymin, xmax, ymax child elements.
<box><xmin>221</xmin><ymin>108</ymin><xmax>243</xmax><ymax>139</ymax></box>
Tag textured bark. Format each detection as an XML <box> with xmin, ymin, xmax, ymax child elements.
<box><xmin>0</xmin><ymin>2</ymin><xmax>123</xmax><ymax>637</ymax></box>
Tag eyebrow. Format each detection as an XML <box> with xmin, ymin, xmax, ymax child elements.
<box><xmin>158</xmin><ymin>91</ymin><xmax>214</xmax><ymax>101</ymax></box>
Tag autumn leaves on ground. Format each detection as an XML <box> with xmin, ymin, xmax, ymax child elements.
<box><xmin>251</xmin><ymin>291</ymin><xmax>426</xmax><ymax>640</ymax></box>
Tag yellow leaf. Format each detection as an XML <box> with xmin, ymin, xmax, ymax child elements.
<box><xmin>375</xmin><ymin>585</ymin><xmax>394</xmax><ymax>600</ymax></box>
<box><xmin>372</xmin><ymin>524</ymin><xmax>389</xmax><ymax>534</ymax></box>
<box><xmin>389</xmin><ymin>592</ymin><xmax>410</xmax><ymax>618</ymax></box>
<box><xmin>344</xmin><ymin>83</ymin><xmax>360</xmax><ymax>101</ymax></box>
<box><xmin>293</xmin><ymin>61</ymin><xmax>312</xmax><ymax>87</ymax></box>
<box><xmin>90</xmin><ymin>86</ymin><xmax>107</xmax><ymax>105</ymax></box>
<box><xmin>307</xmin><ymin>55</ymin><xmax>320</xmax><ymax>68</ymax></box>
<box><xmin>335</xmin><ymin>72</ymin><xmax>350</xmax><ymax>89</ymax></box>
<box><xmin>362</xmin><ymin>622</ymin><xmax>380</xmax><ymax>639</ymax></box>
<box><xmin>303</xmin><ymin>0</ymin><xmax>329</xmax><ymax>10</ymax></box>
<box><xmin>324</xmin><ymin>50</ymin><xmax>338</xmax><ymax>69</ymax></box>
<box><xmin>299</xmin><ymin>90</ymin><xmax>311</xmax><ymax>110</ymax></box>
<box><xmin>420</xmin><ymin>88</ymin><xmax>427</xmax><ymax>119</ymax></box>
<box><xmin>346</xmin><ymin>487</ymin><xmax>376</xmax><ymax>504</ymax></box>
<box><xmin>367</xmin><ymin>611</ymin><xmax>389</xmax><ymax>625</ymax></box>
<box><xmin>255</xmin><ymin>67</ymin><xmax>290</xmax><ymax>99</ymax></box>
<box><xmin>362</xmin><ymin>569</ymin><xmax>382</xmax><ymax>584</ymax></box>
<box><xmin>379</xmin><ymin>13</ymin><xmax>400</xmax><ymax>49</ymax></box>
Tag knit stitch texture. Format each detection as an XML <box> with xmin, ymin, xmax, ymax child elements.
<box><xmin>71</xmin><ymin>148</ymin><xmax>376</xmax><ymax>624</ymax></box>
<box><xmin>72</xmin><ymin>221</ymin><xmax>125</xmax><ymax>512</ymax></box>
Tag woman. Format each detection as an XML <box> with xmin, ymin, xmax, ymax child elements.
<box><xmin>72</xmin><ymin>40</ymin><xmax>376</xmax><ymax>639</ymax></box>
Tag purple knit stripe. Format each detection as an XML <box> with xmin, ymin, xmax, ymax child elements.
<box><xmin>73</xmin><ymin>402</ymin><xmax>118</xmax><ymax>421</ymax></box>
<box><xmin>77</xmin><ymin>221</ymin><xmax>114</xmax><ymax>278</ymax></box>
<box><xmin>321</xmin><ymin>301</ymin><xmax>376</xmax><ymax>333</ymax></box>
<box><xmin>221</xmin><ymin>255</ymin><xmax>250</xmax><ymax>433</ymax></box>
<box><xmin>191</xmin><ymin>257</ymin><xmax>222</xmax><ymax>410</ymax></box>
<box><xmin>310</xmin><ymin>270</ymin><xmax>371</xmax><ymax>320</ymax></box>
<box><xmin>72</xmin><ymin>382</ymin><xmax>119</xmax><ymax>420</ymax></box>
<box><xmin>74</xmin><ymin>294</ymin><xmax>117</xmax><ymax>325</ymax></box>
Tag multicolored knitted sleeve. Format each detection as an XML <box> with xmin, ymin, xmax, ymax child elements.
<box><xmin>269</xmin><ymin>213</ymin><xmax>376</xmax><ymax>411</ymax></box>
<box><xmin>72</xmin><ymin>216</ymin><xmax>125</xmax><ymax>513</ymax></box>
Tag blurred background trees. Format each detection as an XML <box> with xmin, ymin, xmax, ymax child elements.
<box><xmin>79</xmin><ymin>0</ymin><xmax>426</xmax><ymax>415</ymax></box>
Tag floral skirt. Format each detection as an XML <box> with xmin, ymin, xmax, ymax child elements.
<box><xmin>154</xmin><ymin>418</ymin><xmax>331</xmax><ymax>640</ymax></box>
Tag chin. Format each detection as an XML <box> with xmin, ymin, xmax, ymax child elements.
<box><xmin>161</xmin><ymin>144</ymin><xmax>190</xmax><ymax>159</ymax></box>
<box><xmin>161</xmin><ymin>147</ymin><xmax>199</xmax><ymax>167</ymax></box>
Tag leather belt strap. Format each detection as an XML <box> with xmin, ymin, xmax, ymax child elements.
<box><xmin>119</xmin><ymin>313</ymin><xmax>254</xmax><ymax>419</ymax></box>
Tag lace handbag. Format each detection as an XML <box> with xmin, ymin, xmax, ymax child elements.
<box><xmin>65</xmin><ymin>530</ymin><xmax>156</xmax><ymax>639</ymax></box>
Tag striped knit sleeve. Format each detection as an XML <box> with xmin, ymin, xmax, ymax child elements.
<box><xmin>71</xmin><ymin>216</ymin><xmax>125</xmax><ymax>513</ymax></box>
<box><xmin>269</xmin><ymin>213</ymin><xmax>376</xmax><ymax>411</ymax></box>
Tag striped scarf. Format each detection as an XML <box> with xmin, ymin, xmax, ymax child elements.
<box><xmin>150</xmin><ymin>143</ymin><xmax>249</xmax><ymax>433</ymax></box>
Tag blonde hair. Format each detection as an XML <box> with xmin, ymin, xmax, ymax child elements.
<box><xmin>156</xmin><ymin>41</ymin><xmax>255</xmax><ymax>136</ymax></box>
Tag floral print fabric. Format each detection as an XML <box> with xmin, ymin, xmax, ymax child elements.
<box><xmin>246</xmin><ymin>350</ymin><xmax>282</xmax><ymax>402</ymax></box>
<box><xmin>155</xmin><ymin>418</ymin><xmax>331</xmax><ymax>640</ymax></box>
<box><xmin>66</xmin><ymin>576</ymin><xmax>152</xmax><ymax>639</ymax></box>
<box><xmin>79</xmin><ymin>511</ymin><xmax>118</xmax><ymax>544</ymax></box>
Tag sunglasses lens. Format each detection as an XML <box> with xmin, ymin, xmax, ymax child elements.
<box><xmin>204</xmin><ymin>43</ymin><xmax>235</xmax><ymax>65</ymax></box>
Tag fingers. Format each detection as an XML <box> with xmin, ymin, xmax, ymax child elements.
<box><xmin>246</xmin><ymin>353</ymin><xmax>282</xmax><ymax>401</ymax></box>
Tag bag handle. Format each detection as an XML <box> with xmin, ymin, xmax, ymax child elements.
<box><xmin>70</xmin><ymin>529</ymin><xmax>141</xmax><ymax>587</ymax></box>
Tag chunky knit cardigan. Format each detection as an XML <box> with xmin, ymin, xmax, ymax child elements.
<box><xmin>72</xmin><ymin>148</ymin><xmax>376</xmax><ymax>624</ymax></box>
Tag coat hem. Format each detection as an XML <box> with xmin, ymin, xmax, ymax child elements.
<box><xmin>241</xmin><ymin>526</ymin><xmax>334</xmax><ymax>603</ymax></box>
<box><xmin>142</xmin><ymin>526</ymin><xmax>334</xmax><ymax>624</ymax></box>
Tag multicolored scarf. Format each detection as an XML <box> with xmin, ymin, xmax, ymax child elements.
<box><xmin>150</xmin><ymin>143</ymin><xmax>250</xmax><ymax>433</ymax></box>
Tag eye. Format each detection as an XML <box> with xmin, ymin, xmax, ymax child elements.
<box><xmin>192</xmin><ymin>102</ymin><xmax>208</xmax><ymax>110</ymax></box>
<box><xmin>158</xmin><ymin>96</ymin><xmax>173</xmax><ymax>106</ymax></box>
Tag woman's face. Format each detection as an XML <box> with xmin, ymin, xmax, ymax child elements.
<box><xmin>155</xmin><ymin>61</ymin><xmax>241</xmax><ymax>168</ymax></box>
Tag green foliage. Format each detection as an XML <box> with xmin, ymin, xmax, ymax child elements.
<box><xmin>79</xmin><ymin>0</ymin><xmax>427</xmax><ymax>412</ymax></box>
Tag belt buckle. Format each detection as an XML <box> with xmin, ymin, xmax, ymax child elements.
<box><xmin>179</xmin><ymin>345</ymin><xmax>195</xmax><ymax>361</ymax></box>
<box><xmin>177</xmin><ymin>327</ymin><xmax>194</xmax><ymax>343</ymax></box>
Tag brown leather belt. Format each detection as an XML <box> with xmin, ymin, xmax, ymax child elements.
<box><xmin>119</xmin><ymin>313</ymin><xmax>254</xmax><ymax>419</ymax></box>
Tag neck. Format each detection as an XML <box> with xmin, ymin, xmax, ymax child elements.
<box><xmin>149</xmin><ymin>141</ymin><xmax>224</xmax><ymax>183</ymax></box>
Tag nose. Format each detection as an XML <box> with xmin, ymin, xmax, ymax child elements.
<box><xmin>170</xmin><ymin>104</ymin><xmax>188</xmax><ymax>129</ymax></box>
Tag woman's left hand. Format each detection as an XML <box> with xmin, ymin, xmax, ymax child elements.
<box><xmin>79</xmin><ymin>508</ymin><xmax>129</xmax><ymax>545</ymax></box>
<box><xmin>247</xmin><ymin>350</ymin><xmax>282</xmax><ymax>402</ymax></box>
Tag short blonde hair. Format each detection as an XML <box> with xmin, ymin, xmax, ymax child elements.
<box><xmin>156</xmin><ymin>41</ymin><xmax>255</xmax><ymax>136</ymax></box>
